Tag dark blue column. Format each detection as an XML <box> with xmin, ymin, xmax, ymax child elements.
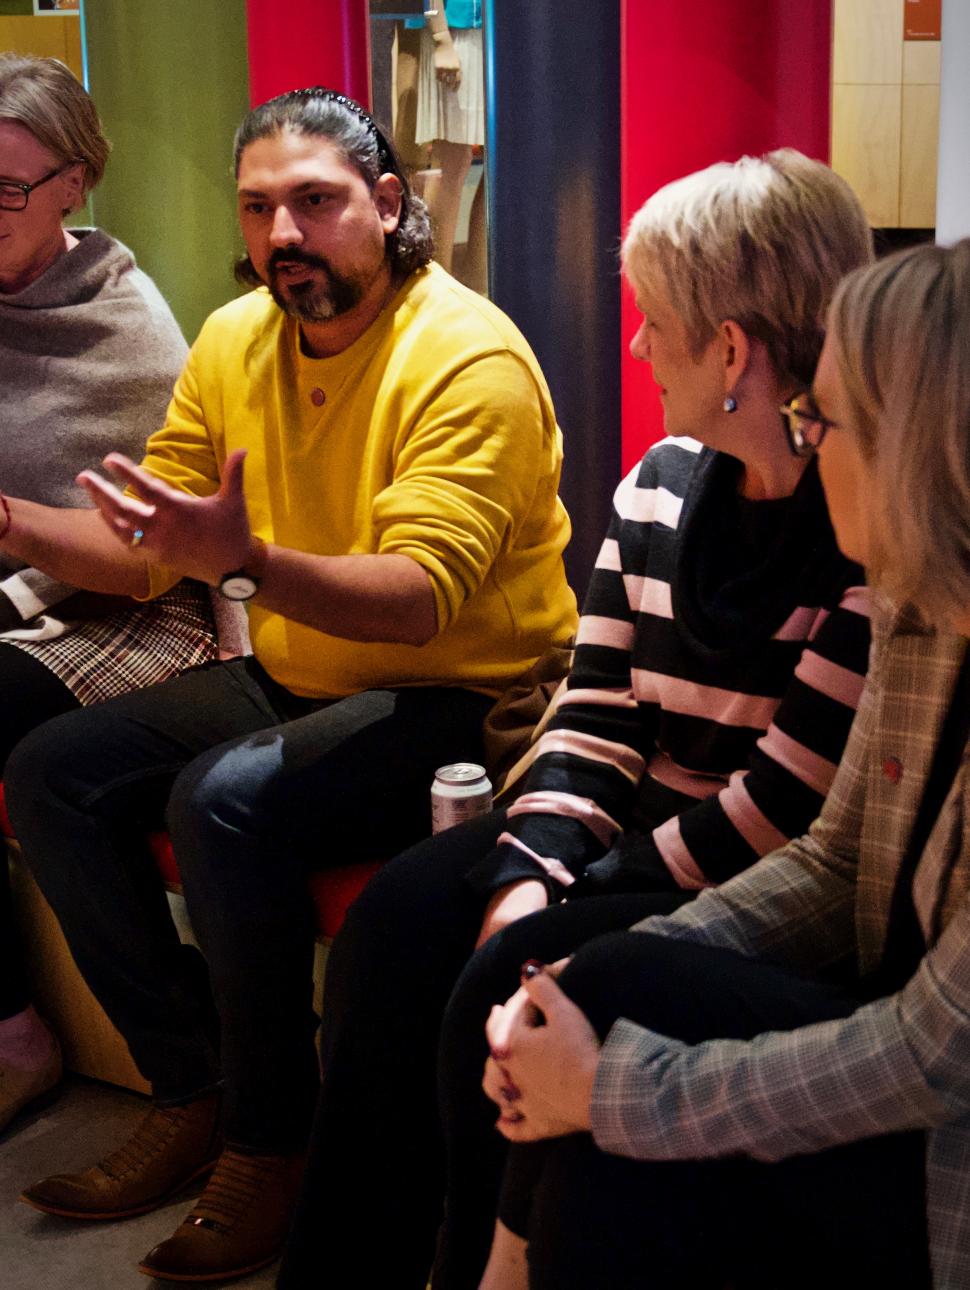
<box><xmin>484</xmin><ymin>0</ymin><xmax>622</xmax><ymax>601</ymax></box>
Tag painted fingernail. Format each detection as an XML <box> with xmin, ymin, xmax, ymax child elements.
<box><xmin>521</xmin><ymin>959</ymin><xmax>545</xmax><ymax>980</ymax></box>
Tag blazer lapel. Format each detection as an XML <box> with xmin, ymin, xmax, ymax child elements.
<box><xmin>857</xmin><ymin>620</ymin><xmax>966</xmax><ymax>969</ymax></box>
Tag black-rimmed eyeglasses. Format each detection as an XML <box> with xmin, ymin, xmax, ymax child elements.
<box><xmin>0</xmin><ymin>160</ymin><xmax>79</xmax><ymax>212</ymax></box>
<box><xmin>780</xmin><ymin>390</ymin><xmax>840</xmax><ymax>458</ymax></box>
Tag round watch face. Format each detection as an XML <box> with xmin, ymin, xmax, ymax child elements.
<box><xmin>219</xmin><ymin>573</ymin><xmax>259</xmax><ymax>601</ymax></box>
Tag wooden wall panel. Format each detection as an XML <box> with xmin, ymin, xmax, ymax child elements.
<box><xmin>8</xmin><ymin>845</ymin><xmax>150</xmax><ymax>1093</ymax></box>
<box><xmin>831</xmin><ymin>5</ymin><xmax>941</xmax><ymax>228</ymax></box>
<box><xmin>900</xmin><ymin>82</ymin><xmax>941</xmax><ymax>226</ymax></box>
<box><xmin>0</xmin><ymin>14</ymin><xmax>83</xmax><ymax>79</ymax></box>
<box><xmin>903</xmin><ymin>39</ymin><xmax>941</xmax><ymax>83</ymax></box>
<box><xmin>831</xmin><ymin>83</ymin><xmax>902</xmax><ymax>226</ymax></box>
<box><xmin>833</xmin><ymin>0</ymin><xmax>902</xmax><ymax>83</ymax></box>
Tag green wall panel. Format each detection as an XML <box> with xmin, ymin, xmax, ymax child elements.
<box><xmin>85</xmin><ymin>0</ymin><xmax>249</xmax><ymax>342</ymax></box>
<box><xmin>0</xmin><ymin>3</ymin><xmax>34</xmax><ymax>16</ymax></box>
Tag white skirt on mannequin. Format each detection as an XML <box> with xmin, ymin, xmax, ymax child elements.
<box><xmin>415</xmin><ymin>26</ymin><xmax>485</xmax><ymax>147</ymax></box>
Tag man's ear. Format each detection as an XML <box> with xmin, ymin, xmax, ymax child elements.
<box><xmin>719</xmin><ymin>318</ymin><xmax>753</xmax><ymax>399</ymax></box>
<box><xmin>373</xmin><ymin>173</ymin><xmax>404</xmax><ymax>234</ymax></box>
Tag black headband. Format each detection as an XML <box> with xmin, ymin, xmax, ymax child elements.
<box><xmin>287</xmin><ymin>86</ymin><xmax>398</xmax><ymax>179</ymax></box>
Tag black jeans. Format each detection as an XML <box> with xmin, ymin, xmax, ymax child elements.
<box><xmin>278</xmin><ymin>808</ymin><xmax>689</xmax><ymax>1290</ymax></box>
<box><xmin>4</xmin><ymin>656</ymin><xmax>492</xmax><ymax>1150</ymax></box>
<box><xmin>493</xmin><ymin>934</ymin><xmax>931</xmax><ymax>1290</ymax></box>
<box><xmin>0</xmin><ymin>644</ymin><xmax>81</xmax><ymax>1019</ymax></box>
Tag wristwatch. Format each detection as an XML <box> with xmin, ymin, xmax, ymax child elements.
<box><xmin>218</xmin><ymin>567</ymin><xmax>261</xmax><ymax>601</ymax></box>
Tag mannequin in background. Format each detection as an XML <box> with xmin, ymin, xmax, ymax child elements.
<box><xmin>392</xmin><ymin>20</ymin><xmax>426</xmax><ymax>176</ymax></box>
<box><xmin>413</xmin><ymin>1</ymin><xmax>486</xmax><ymax>289</ymax></box>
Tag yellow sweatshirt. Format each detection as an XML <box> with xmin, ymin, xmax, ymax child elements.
<box><xmin>139</xmin><ymin>263</ymin><xmax>577</xmax><ymax>698</ymax></box>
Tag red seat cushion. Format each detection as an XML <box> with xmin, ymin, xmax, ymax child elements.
<box><xmin>3</xmin><ymin>784</ymin><xmax>380</xmax><ymax>939</ymax></box>
<box><xmin>307</xmin><ymin>862</ymin><xmax>384</xmax><ymax>940</ymax></box>
<box><xmin>147</xmin><ymin>830</ymin><xmax>181</xmax><ymax>886</ymax></box>
<box><xmin>148</xmin><ymin>829</ymin><xmax>381</xmax><ymax>939</ymax></box>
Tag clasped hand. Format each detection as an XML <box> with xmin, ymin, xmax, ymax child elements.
<box><xmin>77</xmin><ymin>449</ymin><xmax>254</xmax><ymax>586</ymax></box>
<box><xmin>483</xmin><ymin>959</ymin><xmax>601</xmax><ymax>1142</ymax></box>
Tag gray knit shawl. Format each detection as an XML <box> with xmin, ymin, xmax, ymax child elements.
<box><xmin>0</xmin><ymin>228</ymin><xmax>187</xmax><ymax>579</ymax></box>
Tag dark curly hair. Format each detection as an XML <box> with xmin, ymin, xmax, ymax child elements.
<box><xmin>233</xmin><ymin>87</ymin><xmax>434</xmax><ymax>287</ymax></box>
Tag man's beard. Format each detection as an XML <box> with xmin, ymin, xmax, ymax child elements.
<box><xmin>266</xmin><ymin>248</ymin><xmax>369</xmax><ymax>322</ymax></box>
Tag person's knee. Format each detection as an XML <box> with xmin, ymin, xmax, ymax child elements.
<box><xmin>456</xmin><ymin>897</ymin><xmax>647</xmax><ymax>1019</ymax></box>
<box><xmin>5</xmin><ymin>707</ymin><xmax>108</xmax><ymax>834</ymax></box>
<box><xmin>165</xmin><ymin>735</ymin><xmax>286</xmax><ymax>857</ymax></box>
<box><xmin>349</xmin><ymin>825</ymin><xmax>482</xmax><ymax>940</ymax></box>
<box><xmin>558</xmin><ymin>931</ymin><xmax>698</xmax><ymax>1034</ymax></box>
<box><xmin>335</xmin><ymin>841</ymin><xmax>443</xmax><ymax>964</ymax></box>
<box><xmin>166</xmin><ymin>747</ymin><xmax>232</xmax><ymax>850</ymax></box>
<box><xmin>329</xmin><ymin>835</ymin><xmax>483</xmax><ymax>1011</ymax></box>
<box><xmin>561</xmin><ymin>932</ymin><xmax>762</xmax><ymax>1044</ymax></box>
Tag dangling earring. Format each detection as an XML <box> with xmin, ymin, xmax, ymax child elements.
<box><xmin>723</xmin><ymin>395</ymin><xmax>738</xmax><ymax>413</ymax></box>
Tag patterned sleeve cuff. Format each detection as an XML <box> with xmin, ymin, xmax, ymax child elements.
<box><xmin>590</xmin><ymin>1018</ymin><xmax>684</xmax><ymax>1159</ymax></box>
<box><xmin>0</xmin><ymin>570</ymin><xmax>76</xmax><ymax>624</ymax></box>
<box><xmin>494</xmin><ymin>833</ymin><xmax>576</xmax><ymax>887</ymax></box>
<box><xmin>465</xmin><ymin>839</ymin><xmax>567</xmax><ymax>901</ymax></box>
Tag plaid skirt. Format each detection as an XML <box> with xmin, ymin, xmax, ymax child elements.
<box><xmin>6</xmin><ymin>580</ymin><xmax>217</xmax><ymax>706</ymax></box>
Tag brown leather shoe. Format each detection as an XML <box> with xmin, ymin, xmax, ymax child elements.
<box><xmin>138</xmin><ymin>1148</ymin><xmax>305</xmax><ymax>1282</ymax></box>
<box><xmin>20</xmin><ymin>1092</ymin><xmax>222</xmax><ymax>1220</ymax></box>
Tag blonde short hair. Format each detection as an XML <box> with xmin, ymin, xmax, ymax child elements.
<box><xmin>622</xmin><ymin>148</ymin><xmax>872</xmax><ymax>385</ymax></box>
<box><xmin>826</xmin><ymin>239</ymin><xmax>970</xmax><ymax>626</ymax></box>
<box><xmin>0</xmin><ymin>53</ymin><xmax>110</xmax><ymax>198</ymax></box>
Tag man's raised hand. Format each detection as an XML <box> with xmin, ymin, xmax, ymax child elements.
<box><xmin>76</xmin><ymin>449</ymin><xmax>254</xmax><ymax>586</ymax></box>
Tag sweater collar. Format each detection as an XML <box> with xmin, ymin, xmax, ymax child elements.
<box><xmin>0</xmin><ymin>228</ymin><xmax>133</xmax><ymax>310</ymax></box>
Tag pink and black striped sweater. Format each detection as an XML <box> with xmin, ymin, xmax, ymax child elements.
<box><xmin>468</xmin><ymin>436</ymin><xmax>871</xmax><ymax>897</ymax></box>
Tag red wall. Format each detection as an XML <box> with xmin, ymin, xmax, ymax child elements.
<box><xmin>620</xmin><ymin>1</ymin><xmax>833</xmax><ymax>472</ymax></box>
<box><xmin>246</xmin><ymin>0</ymin><xmax>371</xmax><ymax>109</ymax></box>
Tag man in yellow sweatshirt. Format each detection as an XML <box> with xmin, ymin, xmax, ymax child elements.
<box><xmin>4</xmin><ymin>89</ymin><xmax>576</xmax><ymax>1281</ymax></box>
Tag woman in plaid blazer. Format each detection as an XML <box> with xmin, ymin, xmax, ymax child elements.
<box><xmin>479</xmin><ymin>240</ymin><xmax>970</xmax><ymax>1288</ymax></box>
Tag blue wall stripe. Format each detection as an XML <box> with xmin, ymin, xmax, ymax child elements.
<box><xmin>483</xmin><ymin>0</ymin><xmax>622</xmax><ymax>600</ymax></box>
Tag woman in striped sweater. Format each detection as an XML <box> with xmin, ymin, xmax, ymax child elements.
<box><xmin>477</xmin><ymin>239</ymin><xmax>970</xmax><ymax>1290</ymax></box>
<box><xmin>278</xmin><ymin>150</ymin><xmax>874</xmax><ymax>1290</ymax></box>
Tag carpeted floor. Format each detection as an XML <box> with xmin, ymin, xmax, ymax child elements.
<box><xmin>0</xmin><ymin>1076</ymin><xmax>280</xmax><ymax>1290</ymax></box>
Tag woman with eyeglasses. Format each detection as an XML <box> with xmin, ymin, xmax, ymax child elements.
<box><xmin>477</xmin><ymin>237</ymin><xmax>970</xmax><ymax>1290</ymax></box>
<box><xmin>279</xmin><ymin>150</ymin><xmax>874</xmax><ymax>1289</ymax></box>
<box><xmin>0</xmin><ymin>54</ymin><xmax>220</xmax><ymax>1134</ymax></box>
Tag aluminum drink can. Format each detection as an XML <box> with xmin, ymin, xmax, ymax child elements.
<box><xmin>431</xmin><ymin>762</ymin><xmax>493</xmax><ymax>834</ymax></box>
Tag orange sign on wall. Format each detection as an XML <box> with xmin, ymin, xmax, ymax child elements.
<box><xmin>904</xmin><ymin>0</ymin><xmax>941</xmax><ymax>40</ymax></box>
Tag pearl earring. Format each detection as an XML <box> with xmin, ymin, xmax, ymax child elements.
<box><xmin>723</xmin><ymin>395</ymin><xmax>738</xmax><ymax>413</ymax></box>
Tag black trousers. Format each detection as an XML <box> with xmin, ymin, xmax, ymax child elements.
<box><xmin>4</xmin><ymin>655</ymin><xmax>492</xmax><ymax>1148</ymax></box>
<box><xmin>278</xmin><ymin>808</ymin><xmax>689</xmax><ymax>1290</ymax></box>
<box><xmin>0</xmin><ymin>645</ymin><xmax>80</xmax><ymax>1019</ymax></box>
<box><xmin>492</xmin><ymin>934</ymin><xmax>931</xmax><ymax>1290</ymax></box>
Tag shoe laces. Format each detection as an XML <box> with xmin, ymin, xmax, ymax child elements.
<box><xmin>98</xmin><ymin>1104</ymin><xmax>196</xmax><ymax>1180</ymax></box>
<box><xmin>187</xmin><ymin>1149</ymin><xmax>286</xmax><ymax>1234</ymax></box>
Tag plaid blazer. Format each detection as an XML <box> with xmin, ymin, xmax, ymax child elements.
<box><xmin>591</xmin><ymin>605</ymin><xmax>970</xmax><ymax>1288</ymax></box>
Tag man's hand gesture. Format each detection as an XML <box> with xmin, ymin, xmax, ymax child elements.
<box><xmin>77</xmin><ymin>450</ymin><xmax>254</xmax><ymax>586</ymax></box>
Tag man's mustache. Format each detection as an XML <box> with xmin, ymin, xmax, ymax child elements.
<box><xmin>268</xmin><ymin>249</ymin><xmax>332</xmax><ymax>274</ymax></box>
